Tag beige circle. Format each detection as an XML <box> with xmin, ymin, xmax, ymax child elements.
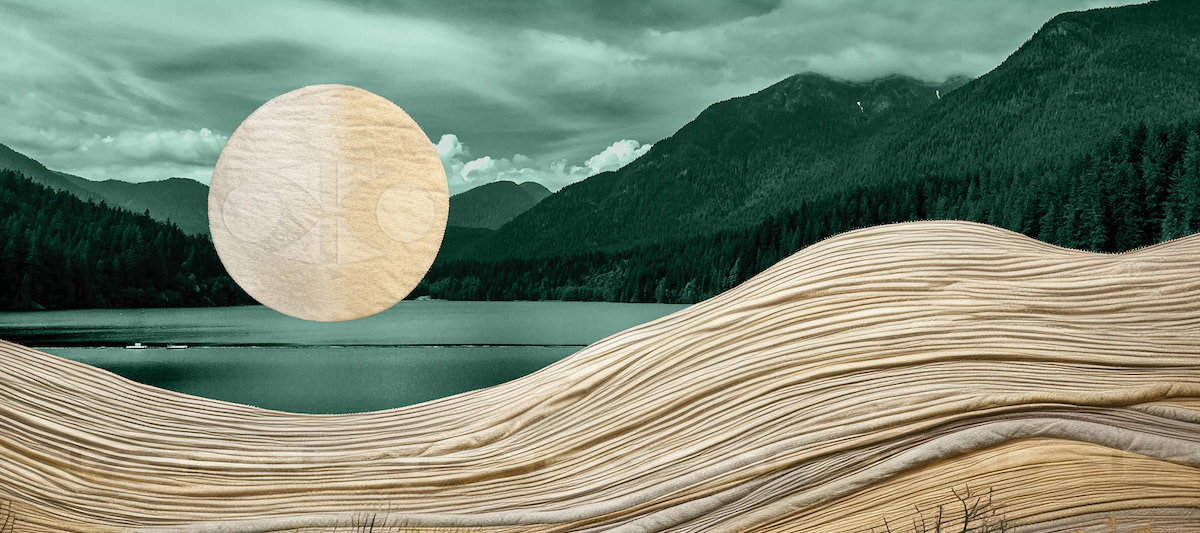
<box><xmin>209</xmin><ymin>85</ymin><xmax>449</xmax><ymax>322</ymax></box>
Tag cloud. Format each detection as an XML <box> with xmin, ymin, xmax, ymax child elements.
<box><xmin>435</xmin><ymin>133</ymin><xmax>467</xmax><ymax>161</ymax></box>
<box><xmin>437</xmin><ymin>135</ymin><xmax>653</xmax><ymax>195</ymax></box>
<box><xmin>80</xmin><ymin>128</ymin><xmax>227</xmax><ymax>165</ymax></box>
<box><xmin>324</xmin><ymin>0</ymin><xmax>786</xmax><ymax>38</ymax></box>
<box><xmin>0</xmin><ymin>0</ymin><xmax>1143</xmax><ymax>185</ymax></box>
<box><xmin>583</xmin><ymin>139</ymin><xmax>654</xmax><ymax>175</ymax></box>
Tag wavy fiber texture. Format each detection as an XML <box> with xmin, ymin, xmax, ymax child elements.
<box><xmin>1</xmin><ymin>221</ymin><xmax>1199</xmax><ymax>532</ymax></box>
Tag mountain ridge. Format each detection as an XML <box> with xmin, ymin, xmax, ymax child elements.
<box><xmin>0</xmin><ymin>143</ymin><xmax>211</xmax><ymax>235</ymax></box>
<box><xmin>0</xmin><ymin>142</ymin><xmax>559</xmax><ymax>241</ymax></box>
<box><xmin>469</xmin><ymin>73</ymin><xmax>967</xmax><ymax>259</ymax></box>
<box><xmin>447</xmin><ymin>180</ymin><xmax>551</xmax><ymax>230</ymax></box>
<box><xmin>464</xmin><ymin>0</ymin><xmax>1200</xmax><ymax>261</ymax></box>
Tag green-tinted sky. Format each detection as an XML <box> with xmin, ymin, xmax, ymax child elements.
<box><xmin>1</xmin><ymin>0</ymin><xmax>1141</xmax><ymax>193</ymax></box>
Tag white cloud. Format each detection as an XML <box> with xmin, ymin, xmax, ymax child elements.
<box><xmin>583</xmin><ymin>139</ymin><xmax>654</xmax><ymax>175</ymax></box>
<box><xmin>80</xmin><ymin>128</ymin><xmax>227</xmax><ymax>165</ymax></box>
<box><xmin>438</xmin><ymin>135</ymin><xmax>653</xmax><ymax>195</ymax></box>
<box><xmin>435</xmin><ymin>133</ymin><xmax>467</xmax><ymax>160</ymax></box>
<box><xmin>461</xmin><ymin>155</ymin><xmax>498</xmax><ymax>181</ymax></box>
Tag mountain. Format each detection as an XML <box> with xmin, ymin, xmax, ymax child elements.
<box><xmin>447</xmin><ymin>180</ymin><xmax>551</xmax><ymax>230</ymax></box>
<box><xmin>465</xmin><ymin>0</ymin><xmax>1200</xmax><ymax>261</ymax></box>
<box><xmin>0</xmin><ymin>169</ymin><xmax>249</xmax><ymax>309</ymax></box>
<box><xmin>431</xmin><ymin>181</ymin><xmax>552</xmax><ymax>263</ymax></box>
<box><xmin>424</xmin><ymin>117</ymin><xmax>1200</xmax><ymax>302</ymax></box>
<box><xmin>59</xmin><ymin>176</ymin><xmax>211</xmax><ymax>235</ymax></box>
<box><xmin>5</xmin><ymin>222</ymin><xmax>1200</xmax><ymax>532</ymax></box>
<box><xmin>847</xmin><ymin>0</ymin><xmax>1200</xmax><ymax>182</ymax></box>
<box><xmin>434</xmin><ymin>225</ymin><xmax>494</xmax><ymax>264</ymax></box>
<box><xmin>0</xmin><ymin>143</ymin><xmax>106</xmax><ymax>204</ymax></box>
<box><xmin>0</xmin><ymin>143</ymin><xmax>211</xmax><ymax>235</ymax></box>
<box><xmin>1</xmin><ymin>141</ymin><xmax>554</xmax><ymax>237</ymax></box>
<box><xmin>468</xmin><ymin>74</ymin><xmax>966</xmax><ymax>259</ymax></box>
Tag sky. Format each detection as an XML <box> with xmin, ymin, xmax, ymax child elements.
<box><xmin>1</xmin><ymin>0</ymin><xmax>1143</xmax><ymax>195</ymax></box>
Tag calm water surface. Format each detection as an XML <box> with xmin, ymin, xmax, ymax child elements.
<box><xmin>0</xmin><ymin>302</ymin><xmax>686</xmax><ymax>413</ymax></box>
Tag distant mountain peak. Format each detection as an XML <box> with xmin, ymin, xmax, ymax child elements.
<box><xmin>0</xmin><ymin>142</ymin><xmax>211</xmax><ymax>235</ymax></box>
<box><xmin>447</xmin><ymin>180</ymin><xmax>553</xmax><ymax>230</ymax></box>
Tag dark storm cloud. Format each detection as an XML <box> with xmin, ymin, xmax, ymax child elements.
<box><xmin>141</xmin><ymin>41</ymin><xmax>321</xmax><ymax>81</ymax></box>
<box><xmin>328</xmin><ymin>0</ymin><xmax>786</xmax><ymax>36</ymax></box>
<box><xmin>0</xmin><ymin>0</ymin><xmax>1142</xmax><ymax>188</ymax></box>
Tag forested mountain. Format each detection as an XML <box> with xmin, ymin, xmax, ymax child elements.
<box><xmin>447</xmin><ymin>180</ymin><xmax>551</xmax><ymax>230</ymax></box>
<box><xmin>435</xmin><ymin>226</ymin><xmax>494</xmax><ymax>264</ymax></box>
<box><xmin>463</xmin><ymin>0</ymin><xmax>1200</xmax><ymax>261</ymax></box>
<box><xmin>0</xmin><ymin>143</ymin><xmax>106</xmax><ymax>203</ymax></box>
<box><xmin>64</xmin><ymin>177</ymin><xmax>211</xmax><ymax>235</ymax></box>
<box><xmin>6</xmin><ymin>0</ymin><xmax>1200</xmax><ymax>309</ymax></box>
<box><xmin>1</xmin><ymin>140</ymin><xmax>557</xmax><ymax>238</ymax></box>
<box><xmin>0</xmin><ymin>143</ymin><xmax>211</xmax><ymax>235</ymax></box>
<box><xmin>468</xmin><ymin>74</ymin><xmax>967</xmax><ymax>259</ymax></box>
<box><xmin>847</xmin><ymin>0</ymin><xmax>1200</xmax><ymax>182</ymax></box>
<box><xmin>430</xmin><ymin>181</ymin><xmax>553</xmax><ymax>263</ymax></box>
<box><xmin>0</xmin><ymin>170</ymin><xmax>251</xmax><ymax>309</ymax></box>
<box><xmin>420</xmin><ymin>119</ymin><xmax>1200</xmax><ymax>303</ymax></box>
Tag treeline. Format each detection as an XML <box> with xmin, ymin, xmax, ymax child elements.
<box><xmin>0</xmin><ymin>170</ymin><xmax>253</xmax><ymax>309</ymax></box>
<box><xmin>421</xmin><ymin>120</ymin><xmax>1200</xmax><ymax>303</ymax></box>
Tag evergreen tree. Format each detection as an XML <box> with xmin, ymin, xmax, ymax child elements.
<box><xmin>423</xmin><ymin>119</ymin><xmax>1200</xmax><ymax>304</ymax></box>
<box><xmin>0</xmin><ymin>170</ymin><xmax>254</xmax><ymax>310</ymax></box>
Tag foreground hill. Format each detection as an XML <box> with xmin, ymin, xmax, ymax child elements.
<box><xmin>0</xmin><ymin>143</ymin><xmax>211</xmax><ymax>235</ymax></box>
<box><xmin>2</xmin><ymin>222</ymin><xmax>1199</xmax><ymax>532</ymax></box>
<box><xmin>468</xmin><ymin>0</ymin><xmax>1200</xmax><ymax>260</ymax></box>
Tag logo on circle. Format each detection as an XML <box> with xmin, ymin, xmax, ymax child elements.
<box><xmin>209</xmin><ymin>85</ymin><xmax>449</xmax><ymax>322</ymax></box>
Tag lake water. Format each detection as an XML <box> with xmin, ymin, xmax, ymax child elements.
<box><xmin>0</xmin><ymin>302</ymin><xmax>687</xmax><ymax>413</ymax></box>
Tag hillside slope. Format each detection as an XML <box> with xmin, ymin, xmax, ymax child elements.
<box><xmin>0</xmin><ymin>169</ymin><xmax>249</xmax><ymax>309</ymax></box>
<box><xmin>0</xmin><ymin>143</ymin><xmax>106</xmax><ymax>204</ymax></box>
<box><xmin>0</xmin><ymin>143</ymin><xmax>211</xmax><ymax>235</ymax></box>
<box><xmin>470</xmin><ymin>0</ymin><xmax>1200</xmax><ymax>260</ymax></box>
<box><xmin>59</xmin><ymin>174</ymin><xmax>211</xmax><ymax>235</ymax></box>
<box><xmin>849</xmin><ymin>0</ymin><xmax>1200</xmax><ymax>181</ymax></box>
<box><xmin>448</xmin><ymin>180</ymin><xmax>551</xmax><ymax>230</ymax></box>
<box><xmin>423</xmin><ymin>118</ymin><xmax>1200</xmax><ymax>303</ymax></box>
<box><xmin>471</xmin><ymin>74</ymin><xmax>964</xmax><ymax>258</ymax></box>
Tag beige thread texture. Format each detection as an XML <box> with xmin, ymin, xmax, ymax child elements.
<box><xmin>2</xmin><ymin>222</ymin><xmax>1200</xmax><ymax>532</ymax></box>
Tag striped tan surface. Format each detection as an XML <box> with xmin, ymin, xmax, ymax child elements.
<box><xmin>1</xmin><ymin>221</ymin><xmax>1198</xmax><ymax>532</ymax></box>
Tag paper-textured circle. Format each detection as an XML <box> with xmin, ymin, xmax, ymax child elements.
<box><xmin>209</xmin><ymin>85</ymin><xmax>448</xmax><ymax>322</ymax></box>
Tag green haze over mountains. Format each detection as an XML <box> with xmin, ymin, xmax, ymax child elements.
<box><xmin>4</xmin><ymin>0</ymin><xmax>1200</xmax><ymax>307</ymax></box>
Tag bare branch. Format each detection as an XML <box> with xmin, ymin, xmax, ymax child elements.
<box><xmin>864</xmin><ymin>486</ymin><xmax>1008</xmax><ymax>533</ymax></box>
